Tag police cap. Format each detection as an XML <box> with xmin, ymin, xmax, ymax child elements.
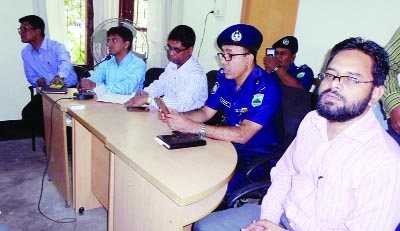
<box><xmin>272</xmin><ymin>36</ymin><xmax>298</xmax><ymax>54</ymax></box>
<box><xmin>217</xmin><ymin>24</ymin><xmax>263</xmax><ymax>52</ymax></box>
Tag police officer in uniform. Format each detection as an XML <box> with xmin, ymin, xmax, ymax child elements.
<box><xmin>161</xmin><ymin>24</ymin><xmax>282</xmax><ymax>195</ymax></box>
<box><xmin>264</xmin><ymin>36</ymin><xmax>314</xmax><ymax>90</ymax></box>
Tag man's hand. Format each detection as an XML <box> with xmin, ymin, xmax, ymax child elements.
<box><xmin>50</xmin><ymin>75</ymin><xmax>65</xmax><ymax>85</ymax></box>
<box><xmin>263</xmin><ymin>56</ymin><xmax>278</xmax><ymax>73</ymax></box>
<box><xmin>80</xmin><ymin>78</ymin><xmax>96</xmax><ymax>91</ymax></box>
<box><xmin>36</xmin><ymin>77</ymin><xmax>47</xmax><ymax>87</ymax></box>
<box><xmin>165</xmin><ymin>111</ymin><xmax>198</xmax><ymax>134</ymax></box>
<box><xmin>390</xmin><ymin>105</ymin><xmax>400</xmax><ymax>134</ymax></box>
<box><xmin>124</xmin><ymin>93</ymin><xmax>149</xmax><ymax>107</ymax></box>
<box><xmin>242</xmin><ymin>219</ymin><xmax>287</xmax><ymax>231</ymax></box>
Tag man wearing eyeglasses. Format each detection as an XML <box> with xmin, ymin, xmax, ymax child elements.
<box><xmin>80</xmin><ymin>26</ymin><xmax>146</xmax><ymax>95</ymax></box>
<box><xmin>263</xmin><ymin>36</ymin><xmax>314</xmax><ymax>91</ymax></box>
<box><xmin>160</xmin><ymin>24</ymin><xmax>282</xmax><ymax>195</ymax></box>
<box><xmin>124</xmin><ymin>25</ymin><xmax>208</xmax><ymax>112</ymax></box>
<box><xmin>193</xmin><ymin>37</ymin><xmax>400</xmax><ymax>231</ymax></box>
<box><xmin>19</xmin><ymin>15</ymin><xmax>77</xmax><ymax>141</ymax></box>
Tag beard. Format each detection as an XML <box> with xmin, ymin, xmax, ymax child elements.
<box><xmin>316</xmin><ymin>88</ymin><xmax>372</xmax><ymax>122</ymax></box>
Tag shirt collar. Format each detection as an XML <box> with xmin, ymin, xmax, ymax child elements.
<box><xmin>311</xmin><ymin>108</ymin><xmax>377</xmax><ymax>143</ymax></box>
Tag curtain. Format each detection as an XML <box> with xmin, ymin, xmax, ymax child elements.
<box><xmin>146</xmin><ymin>0</ymin><xmax>172</xmax><ymax>68</ymax></box>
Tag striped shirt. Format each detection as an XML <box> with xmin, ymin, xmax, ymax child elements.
<box><xmin>261</xmin><ymin>110</ymin><xmax>400</xmax><ymax>231</ymax></box>
<box><xmin>383</xmin><ymin>26</ymin><xmax>400</xmax><ymax>117</ymax></box>
<box><xmin>144</xmin><ymin>56</ymin><xmax>208</xmax><ymax>112</ymax></box>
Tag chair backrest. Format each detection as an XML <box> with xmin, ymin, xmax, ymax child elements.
<box><xmin>280</xmin><ymin>85</ymin><xmax>312</xmax><ymax>150</ymax></box>
<box><xmin>73</xmin><ymin>65</ymin><xmax>91</xmax><ymax>82</ymax></box>
<box><xmin>144</xmin><ymin>68</ymin><xmax>164</xmax><ymax>88</ymax></box>
<box><xmin>205</xmin><ymin>70</ymin><xmax>226</xmax><ymax>126</ymax></box>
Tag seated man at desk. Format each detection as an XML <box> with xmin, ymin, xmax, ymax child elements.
<box><xmin>161</xmin><ymin>24</ymin><xmax>282</xmax><ymax>195</ymax></box>
<box><xmin>19</xmin><ymin>15</ymin><xmax>77</xmax><ymax>140</ymax></box>
<box><xmin>193</xmin><ymin>37</ymin><xmax>400</xmax><ymax>231</ymax></box>
<box><xmin>124</xmin><ymin>25</ymin><xmax>208</xmax><ymax>112</ymax></box>
<box><xmin>263</xmin><ymin>36</ymin><xmax>314</xmax><ymax>91</ymax></box>
<box><xmin>80</xmin><ymin>26</ymin><xmax>146</xmax><ymax>95</ymax></box>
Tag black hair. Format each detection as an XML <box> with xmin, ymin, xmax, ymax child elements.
<box><xmin>326</xmin><ymin>37</ymin><xmax>389</xmax><ymax>86</ymax></box>
<box><xmin>107</xmin><ymin>26</ymin><xmax>134</xmax><ymax>50</ymax></box>
<box><xmin>19</xmin><ymin>15</ymin><xmax>45</xmax><ymax>37</ymax></box>
<box><xmin>167</xmin><ymin>25</ymin><xmax>196</xmax><ymax>48</ymax></box>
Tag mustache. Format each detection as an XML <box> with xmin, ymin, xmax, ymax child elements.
<box><xmin>319</xmin><ymin>88</ymin><xmax>345</xmax><ymax>101</ymax></box>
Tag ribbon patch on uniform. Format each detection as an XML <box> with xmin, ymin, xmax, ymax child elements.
<box><xmin>251</xmin><ymin>94</ymin><xmax>264</xmax><ymax>107</ymax></box>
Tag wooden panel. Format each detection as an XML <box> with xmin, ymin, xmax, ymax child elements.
<box><xmin>241</xmin><ymin>0</ymin><xmax>299</xmax><ymax>63</ymax></box>
<box><xmin>42</xmin><ymin>96</ymin><xmax>71</xmax><ymax>206</ymax></box>
<box><xmin>73</xmin><ymin>119</ymin><xmax>102</xmax><ymax>212</ymax></box>
<box><xmin>113</xmin><ymin>155</ymin><xmax>182</xmax><ymax>231</ymax></box>
<box><xmin>91</xmin><ymin>135</ymin><xmax>110</xmax><ymax>209</ymax></box>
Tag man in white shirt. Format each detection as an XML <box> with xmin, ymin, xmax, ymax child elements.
<box><xmin>193</xmin><ymin>37</ymin><xmax>400</xmax><ymax>231</ymax></box>
<box><xmin>124</xmin><ymin>25</ymin><xmax>208</xmax><ymax>112</ymax></box>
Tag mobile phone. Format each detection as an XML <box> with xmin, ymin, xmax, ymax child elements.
<box><xmin>154</xmin><ymin>97</ymin><xmax>170</xmax><ymax>114</ymax></box>
<box><xmin>126</xmin><ymin>106</ymin><xmax>150</xmax><ymax>112</ymax></box>
<box><xmin>266</xmin><ymin>48</ymin><xmax>275</xmax><ymax>57</ymax></box>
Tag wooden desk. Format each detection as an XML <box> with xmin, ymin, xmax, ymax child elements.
<box><xmin>42</xmin><ymin>90</ymin><xmax>237</xmax><ymax>230</ymax></box>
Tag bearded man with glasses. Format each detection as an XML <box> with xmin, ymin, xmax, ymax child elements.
<box><xmin>160</xmin><ymin>24</ymin><xmax>282</xmax><ymax>196</ymax></box>
<box><xmin>193</xmin><ymin>37</ymin><xmax>400</xmax><ymax>231</ymax></box>
<box><xmin>124</xmin><ymin>25</ymin><xmax>208</xmax><ymax>112</ymax></box>
<box><xmin>19</xmin><ymin>15</ymin><xmax>77</xmax><ymax>143</ymax></box>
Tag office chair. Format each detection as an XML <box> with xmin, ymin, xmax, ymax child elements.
<box><xmin>143</xmin><ymin>68</ymin><xmax>164</xmax><ymax>88</ymax></box>
<box><xmin>73</xmin><ymin>65</ymin><xmax>91</xmax><ymax>82</ymax></box>
<box><xmin>205</xmin><ymin>70</ymin><xmax>226</xmax><ymax>126</ymax></box>
<box><xmin>226</xmin><ymin>85</ymin><xmax>313</xmax><ymax>208</ymax></box>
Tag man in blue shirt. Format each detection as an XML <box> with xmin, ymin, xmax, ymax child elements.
<box><xmin>264</xmin><ymin>36</ymin><xmax>314</xmax><ymax>91</ymax></box>
<box><xmin>19</xmin><ymin>15</ymin><xmax>77</xmax><ymax>140</ymax></box>
<box><xmin>161</xmin><ymin>24</ymin><xmax>282</xmax><ymax>195</ymax></box>
<box><xmin>81</xmin><ymin>26</ymin><xmax>146</xmax><ymax>95</ymax></box>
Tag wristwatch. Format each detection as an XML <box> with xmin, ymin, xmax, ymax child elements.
<box><xmin>198</xmin><ymin>123</ymin><xmax>206</xmax><ymax>139</ymax></box>
<box><xmin>273</xmin><ymin>66</ymin><xmax>279</xmax><ymax>72</ymax></box>
<box><xmin>146</xmin><ymin>96</ymin><xmax>153</xmax><ymax>105</ymax></box>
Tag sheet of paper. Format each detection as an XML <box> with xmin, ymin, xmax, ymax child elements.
<box><xmin>93</xmin><ymin>84</ymin><xmax>136</xmax><ymax>104</ymax></box>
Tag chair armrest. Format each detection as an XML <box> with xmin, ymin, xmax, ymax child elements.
<box><xmin>226</xmin><ymin>181</ymin><xmax>271</xmax><ymax>208</ymax></box>
<box><xmin>245</xmin><ymin>151</ymin><xmax>283</xmax><ymax>184</ymax></box>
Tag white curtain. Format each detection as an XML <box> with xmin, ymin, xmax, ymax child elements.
<box><xmin>146</xmin><ymin>0</ymin><xmax>173</xmax><ymax>69</ymax></box>
<box><xmin>93</xmin><ymin>0</ymin><xmax>119</xmax><ymax>29</ymax></box>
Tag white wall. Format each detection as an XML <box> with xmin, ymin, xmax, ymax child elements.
<box><xmin>169</xmin><ymin>0</ymin><xmax>243</xmax><ymax>72</ymax></box>
<box><xmin>2</xmin><ymin>0</ymin><xmax>400</xmax><ymax>121</ymax></box>
<box><xmin>294</xmin><ymin>0</ymin><xmax>400</xmax><ymax>74</ymax></box>
<box><xmin>0</xmin><ymin>0</ymin><xmax>34</xmax><ymax>121</ymax></box>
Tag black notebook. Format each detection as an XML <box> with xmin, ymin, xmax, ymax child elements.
<box><xmin>41</xmin><ymin>85</ymin><xmax>68</xmax><ymax>94</ymax></box>
<box><xmin>155</xmin><ymin>132</ymin><xmax>206</xmax><ymax>150</ymax></box>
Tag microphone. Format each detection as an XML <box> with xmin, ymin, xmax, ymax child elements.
<box><xmin>74</xmin><ymin>55</ymin><xmax>113</xmax><ymax>100</ymax></box>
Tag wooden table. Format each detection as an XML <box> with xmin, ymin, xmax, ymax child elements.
<box><xmin>42</xmin><ymin>89</ymin><xmax>237</xmax><ymax>230</ymax></box>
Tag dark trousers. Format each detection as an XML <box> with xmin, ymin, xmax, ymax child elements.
<box><xmin>21</xmin><ymin>93</ymin><xmax>44</xmax><ymax>138</ymax></box>
<box><xmin>388</xmin><ymin>119</ymin><xmax>400</xmax><ymax>145</ymax></box>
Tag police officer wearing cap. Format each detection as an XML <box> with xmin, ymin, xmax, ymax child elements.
<box><xmin>264</xmin><ymin>36</ymin><xmax>314</xmax><ymax>90</ymax></box>
<box><xmin>161</xmin><ymin>24</ymin><xmax>282</xmax><ymax>195</ymax></box>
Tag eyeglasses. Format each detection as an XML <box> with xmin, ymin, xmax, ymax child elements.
<box><xmin>317</xmin><ymin>73</ymin><xmax>374</xmax><ymax>85</ymax></box>
<box><xmin>217</xmin><ymin>53</ymin><xmax>249</xmax><ymax>61</ymax></box>
<box><xmin>164</xmin><ymin>44</ymin><xmax>189</xmax><ymax>54</ymax></box>
<box><xmin>17</xmin><ymin>27</ymin><xmax>36</xmax><ymax>33</ymax></box>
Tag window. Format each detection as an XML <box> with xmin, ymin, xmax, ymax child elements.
<box><xmin>65</xmin><ymin>0</ymin><xmax>148</xmax><ymax>66</ymax></box>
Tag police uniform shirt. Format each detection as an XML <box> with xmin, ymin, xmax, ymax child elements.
<box><xmin>206</xmin><ymin>65</ymin><xmax>282</xmax><ymax>148</ymax></box>
<box><xmin>272</xmin><ymin>63</ymin><xmax>314</xmax><ymax>90</ymax></box>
